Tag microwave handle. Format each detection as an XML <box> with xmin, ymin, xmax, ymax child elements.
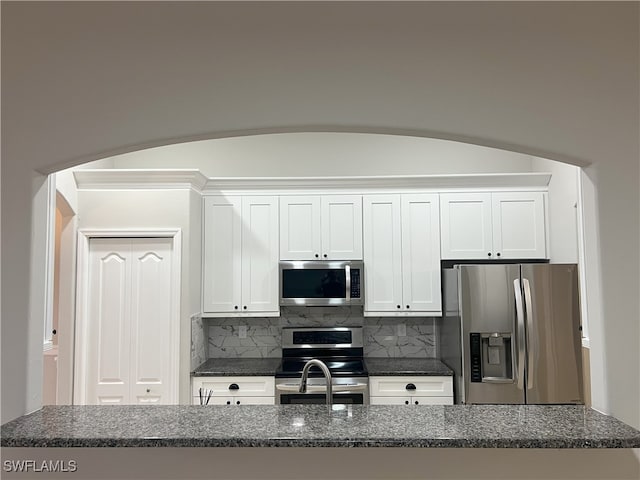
<box><xmin>345</xmin><ymin>264</ymin><xmax>351</xmax><ymax>302</ymax></box>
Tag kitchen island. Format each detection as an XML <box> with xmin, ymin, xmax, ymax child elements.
<box><xmin>2</xmin><ymin>404</ymin><xmax>639</xmax><ymax>448</ymax></box>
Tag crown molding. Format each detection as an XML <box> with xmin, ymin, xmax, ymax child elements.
<box><xmin>71</xmin><ymin>169</ymin><xmax>551</xmax><ymax>193</ymax></box>
<box><xmin>73</xmin><ymin>169</ymin><xmax>208</xmax><ymax>191</ymax></box>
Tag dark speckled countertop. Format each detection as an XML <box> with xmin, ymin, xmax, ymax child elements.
<box><xmin>2</xmin><ymin>405</ymin><xmax>639</xmax><ymax>448</ymax></box>
<box><xmin>365</xmin><ymin>358</ymin><xmax>453</xmax><ymax>376</ymax></box>
<box><xmin>192</xmin><ymin>358</ymin><xmax>281</xmax><ymax>376</ymax></box>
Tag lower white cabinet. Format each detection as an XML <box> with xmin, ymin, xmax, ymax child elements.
<box><xmin>192</xmin><ymin>376</ymin><xmax>275</xmax><ymax>405</ymax></box>
<box><xmin>369</xmin><ymin>376</ymin><xmax>453</xmax><ymax>405</ymax></box>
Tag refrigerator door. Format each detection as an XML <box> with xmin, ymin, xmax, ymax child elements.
<box><xmin>459</xmin><ymin>264</ymin><xmax>525</xmax><ymax>404</ymax></box>
<box><xmin>521</xmin><ymin>264</ymin><xmax>584</xmax><ymax>404</ymax></box>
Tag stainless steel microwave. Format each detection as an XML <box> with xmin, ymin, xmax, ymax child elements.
<box><xmin>279</xmin><ymin>260</ymin><xmax>364</xmax><ymax>306</ymax></box>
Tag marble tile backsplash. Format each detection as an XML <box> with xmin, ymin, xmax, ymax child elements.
<box><xmin>204</xmin><ymin>307</ymin><xmax>437</xmax><ymax>359</ymax></box>
<box><xmin>190</xmin><ymin>314</ymin><xmax>206</xmax><ymax>370</ymax></box>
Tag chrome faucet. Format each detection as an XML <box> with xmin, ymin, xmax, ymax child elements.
<box><xmin>299</xmin><ymin>359</ymin><xmax>333</xmax><ymax>405</ymax></box>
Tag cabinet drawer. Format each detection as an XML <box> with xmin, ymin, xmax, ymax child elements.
<box><xmin>192</xmin><ymin>395</ymin><xmax>275</xmax><ymax>406</ymax></box>
<box><xmin>192</xmin><ymin>376</ymin><xmax>275</xmax><ymax>397</ymax></box>
<box><xmin>369</xmin><ymin>376</ymin><xmax>453</xmax><ymax>397</ymax></box>
<box><xmin>370</xmin><ymin>396</ymin><xmax>453</xmax><ymax>406</ymax></box>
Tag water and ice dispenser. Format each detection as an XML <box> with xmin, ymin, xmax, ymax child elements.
<box><xmin>469</xmin><ymin>333</ymin><xmax>513</xmax><ymax>383</ymax></box>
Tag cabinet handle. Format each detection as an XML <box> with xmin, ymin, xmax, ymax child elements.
<box><xmin>496</xmin><ymin>253</ymin><xmax>501</xmax><ymax>257</ymax></box>
<box><xmin>226</xmin><ymin>401</ymin><xmax>231</xmax><ymax>405</ymax></box>
<box><xmin>315</xmin><ymin>253</ymin><xmax>319</xmax><ymax>258</ymax></box>
<box><xmin>406</xmin><ymin>383</ymin><xmax>417</xmax><ymax>391</ymax></box>
<box><xmin>243</xmin><ymin>306</ymin><xmax>247</xmax><ymax>310</ymax></box>
<box><xmin>415</xmin><ymin>400</ymin><xmax>419</xmax><ymax>405</ymax></box>
<box><xmin>234</xmin><ymin>306</ymin><xmax>238</xmax><ymax>310</ymax></box>
<box><xmin>236</xmin><ymin>400</ymin><xmax>241</xmax><ymax>405</ymax></box>
<box><xmin>229</xmin><ymin>383</ymin><xmax>240</xmax><ymax>391</ymax></box>
<box><xmin>405</xmin><ymin>400</ymin><xmax>409</xmax><ymax>405</ymax></box>
<box><xmin>406</xmin><ymin>305</ymin><xmax>410</xmax><ymax>309</ymax></box>
<box><xmin>397</xmin><ymin>305</ymin><xmax>401</xmax><ymax>309</ymax></box>
<box><xmin>146</xmin><ymin>389</ymin><xmax>150</xmax><ymax>393</ymax></box>
<box><xmin>323</xmin><ymin>254</ymin><xmax>328</xmax><ymax>258</ymax></box>
<box><xmin>488</xmin><ymin>252</ymin><xmax>492</xmax><ymax>257</ymax></box>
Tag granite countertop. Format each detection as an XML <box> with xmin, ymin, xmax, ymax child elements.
<box><xmin>365</xmin><ymin>358</ymin><xmax>453</xmax><ymax>376</ymax></box>
<box><xmin>192</xmin><ymin>358</ymin><xmax>281</xmax><ymax>376</ymax></box>
<box><xmin>2</xmin><ymin>405</ymin><xmax>639</xmax><ymax>448</ymax></box>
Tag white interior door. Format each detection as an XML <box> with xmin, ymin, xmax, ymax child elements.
<box><xmin>84</xmin><ymin>236</ymin><xmax>175</xmax><ymax>405</ymax></box>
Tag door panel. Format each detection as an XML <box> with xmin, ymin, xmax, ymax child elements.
<box><xmin>459</xmin><ymin>264</ymin><xmax>524</xmax><ymax>404</ymax></box>
<box><xmin>521</xmin><ymin>264</ymin><xmax>583</xmax><ymax>404</ymax></box>
<box><xmin>241</xmin><ymin>196</ymin><xmax>279</xmax><ymax>312</ymax></box>
<box><xmin>130</xmin><ymin>238</ymin><xmax>173</xmax><ymax>404</ymax></box>
<box><xmin>401</xmin><ymin>194</ymin><xmax>441</xmax><ymax>312</ymax></box>
<box><xmin>363</xmin><ymin>195</ymin><xmax>403</xmax><ymax>312</ymax></box>
<box><xmin>203</xmin><ymin>197</ymin><xmax>242</xmax><ymax>312</ymax></box>
<box><xmin>492</xmin><ymin>192</ymin><xmax>546</xmax><ymax>259</ymax></box>
<box><xmin>321</xmin><ymin>195</ymin><xmax>363</xmax><ymax>260</ymax></box>
<box><xmin>440</xmin><ymin>193</ymin><xmax>493</xmax><ymax>259</ymax></box>
<box><xmin>279</xmin><ymin>196</ymin><xmax>321</xmax><ymax>260</ymax></box>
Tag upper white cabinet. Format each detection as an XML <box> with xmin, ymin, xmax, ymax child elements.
<box><xmin>440</xmin><ymin>192</ymin><xmax>547</xmax><ymax>260</ymax></box>
<box><xmin>363</xmin><ymin>194</ymin><xmax>441</xmax><ymax>316</ymax></box>
<box><xmin>203</xmin><ymin>196</ymin><xmax>279</xmax><ymax>316</ymax></box>
<box><xmin>280</xmin><ymin>195</ymin><xmax>363</xmax><ymax>260</ymax></box>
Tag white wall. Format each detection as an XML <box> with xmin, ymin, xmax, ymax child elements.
<box><xmin>76</xmin><ymin>189</ymin><xmax>197</xmax><ymax>404</ymax></box>
<box><xmin>110</xmin><ymin>133</ymin><xmax>535</xmax><ymax>177</ymax></box>
<box><xmin>531</xmin><ymin>158</ymin><xmax>579</xmax><ymax>263</ymax></box>
<box><xmin>1</xmin><ymin>2</ymin><xmax>638</xmax><ymax>470</ymax></box>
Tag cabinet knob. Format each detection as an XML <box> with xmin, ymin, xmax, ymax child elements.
<box><xmin>243</xmin><ymin>306</ymin><xmax>247</xmax><ymax>310</ymax></box>
<box><xmin>488</xmin><ymin>252</ymin><xmax>492</xmax><ymax>257</ymax></box>
<box><xmin>315</xmin><ymin>253</ymin><xmax>319</xmax><ymax>258</ymax></box>
<box><xmin>406</xmin><ymin>305</ymin><xmax>410</xmax><ymax>309</ymax></box>
<box><xmin>405</xmin><ymin>383</ymin><xmax>417</xmax><ymax>391</ymax></box>
<box><xmin>236</xmin><ymin>400</ymin><xmax>241</xmax><ymax>405</ymax></box>
<box><xmin>146</xmin><ymin>389</ymin><xmax>150</xmax><ymax>393</ymax></box>
<box><xmin>229</xmin><ymin>383</ymin><xmax>240</xmax><ymax>391</ymax></box>
<box><xmin>496</xmin><ymin>252</ymin><xmax>501</xmax><ymax>257</ymax></box>
<box><xmin>234</xmin><ymin>306</ymin><xmax>238</xmax><ymax>310</ymax></box>
<box><xmin>323</xmin><ymin>254</ymin><xmax>328</xmax><ymax>258</ymax></box>
<box><xmin>226</xmin><ymin>401</ymin><xmax>231</xmax><ymax>405</ymax></box>
<box><xmin>404</xmin><ymin>400</ymin><xmax>409</xmax><ymax>405</ymax></box>
<box><xmin>397</xmin><ymin>305</ymin><xmax>401</xmax><ymax>309</ymax></box>
<box><xmin>415</xmin><ymin>400</ymin><xmax>419</xmax><ymax>405</ymax></box>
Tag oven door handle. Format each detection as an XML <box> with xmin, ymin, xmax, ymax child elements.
<box><xmin>275</xmin><ymin>383</ymin><xmax>368</xmax><ymax>393</ymax></box>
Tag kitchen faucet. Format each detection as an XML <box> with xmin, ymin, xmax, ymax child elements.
<box><xmin>298</xmin><ymin>359</ymin><xmax>333</xmax><ymax>405</ymax></box>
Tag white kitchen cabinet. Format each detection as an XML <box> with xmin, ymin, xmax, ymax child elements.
<box><xmin>369</xmin><ymin>376</ymin><xmax>453</xmax><ymax>405</ymax></box>
<box><xmin>191</xmin><ymin>376</ymin><xmax>275</xmax><ymax>405</ymax></box>
<box><xmin>203</xmin><ymin>196</ymin><xmax>279</xmax><ymax>316</ymax></box>
<box><xmin>363</xmin><ymin>194</ymin><xmax>441</xmax><ymax>316</ymax></box>
<box><xmin>280</xmin><ymin>195</ymin><xmax>362</xmax><ymax>260</ymax></box>
<box><xmin>440</xmin><ymin>192</ymin><xmax>546</xmax><ymax>260</ymax></box>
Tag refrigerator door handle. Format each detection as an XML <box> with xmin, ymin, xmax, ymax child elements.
<box><xmin>523</xmin><ymin>278</ymin><xmax>534</xmax><ymax>391</ymax></box>
<box><xmin>513</xmin><ymin>279</ymin><xmax>526</xmax><ymax>391</ymax></box>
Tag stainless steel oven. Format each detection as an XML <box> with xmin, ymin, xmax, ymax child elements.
<box><xmin>275</xmin><ymin>326</ymin><xmax>369</xmax><ymax>405</ymax></box>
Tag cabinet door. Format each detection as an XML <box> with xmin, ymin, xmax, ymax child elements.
<box><xmin>279</xmin><ymin>196</ymin><xmax>321</xmax><ymax>260</ymax></box>
<box><xmin>321</xmin><ymin>195</ymin><xmax>363</xmax><ymax>260</ymax></box>
<box><xmin>363</xmin><ymin>195</ymin><xmax>403</xmax><ymax>313</ymax></box>
<box><xmin>241</xmin><ymin>196</ymin><xmax>279</xmax><ymax>313</ymax></box>
<box><xmin>203</xmin><ymin>197</ymin><xmax>242</xmax><ymax>313</ymax></box>
<box><xmin>401</xmin><ymin>194</ymin><xmax>441</xmax><ymax>313</ymax></box>
<box><xmin>440</xmin><ymin>193</ymin><xmax>493</xmax><ymax>259</ymax></box>
<box><xmin>492</xmin><ymin>192</ymin><xmax>547</xmax><ymax>259</ymax></box>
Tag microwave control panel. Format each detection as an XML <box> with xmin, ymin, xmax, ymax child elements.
<box><xmin>350</xmin><ymin>269</ymin><xmax>361</xmax><ymax>299</ymax></box>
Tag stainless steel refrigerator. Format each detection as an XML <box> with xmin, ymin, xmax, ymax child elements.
<box><xmin>440</xmin><ymin>263</ymin><xmax>584</xmax><ymax>404</ymax></box>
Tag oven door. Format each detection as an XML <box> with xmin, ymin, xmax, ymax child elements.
<box><xmin>275</xmin><ymin>379</ymin><xmax>369</xmax><ymax>405</ymax></box>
